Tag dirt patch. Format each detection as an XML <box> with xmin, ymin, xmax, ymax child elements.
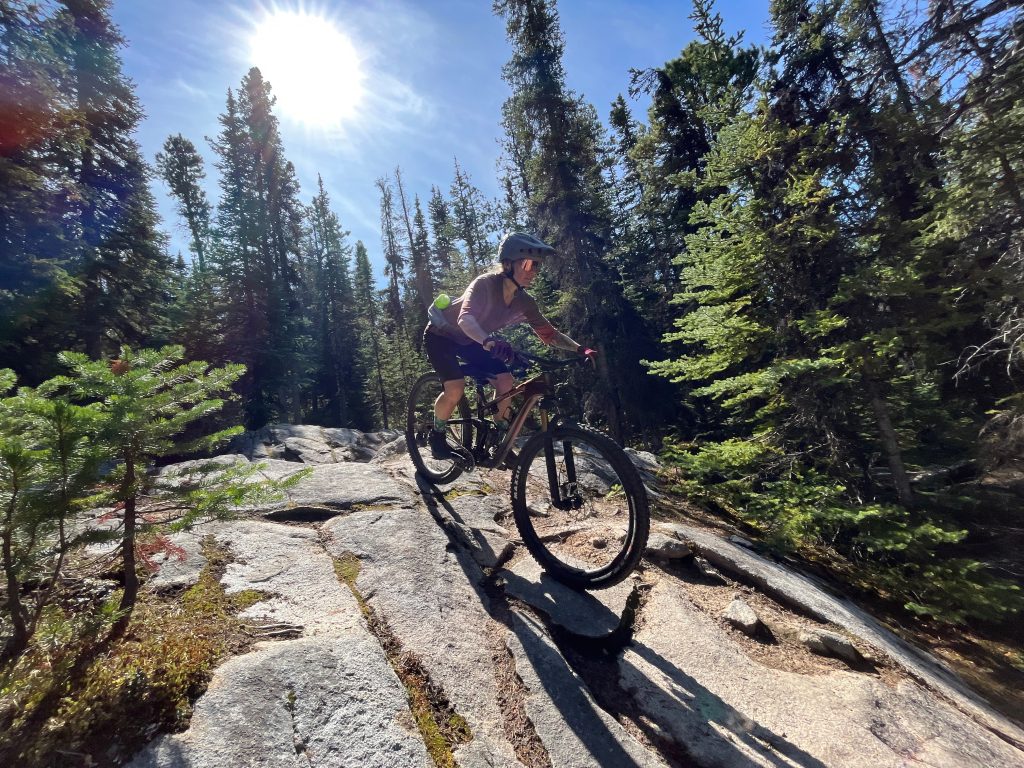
<box><xmin>659</xmin><ymin>560</ymin><xmax>896</xmax><ymax>680</ymax></box>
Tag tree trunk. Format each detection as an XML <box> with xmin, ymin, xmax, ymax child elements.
<box><xmin>113</xmin><ymin>456</ymin><xmax>138</xmax><ymax>637</ymax></box>
<box><xmin>862</xmin><ymin>372</ymin><xmax>915</xmax><ymax>507</ymax></box>
<box><xmin>594</xmin><ymin>342</ymin><xmax>624</xmax><ymax>443</ymax></box>
<box><xmin>1</xmin><ymin>516</ymin><xmax>28</xmax><ymax>662</ymax></box>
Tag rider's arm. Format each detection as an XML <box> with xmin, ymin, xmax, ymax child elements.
<box><xmin>457</xmin><ymin>314</ymin><xmax>492</xmax><ymax>347</ymax></box>
<box><xmin>534</xmin><ymin>323</ymin><xmax>582</xmax><ymax>353</ymax></box>
<box><xmin>518</xmin><ymin>290</ymin><xmax>584</xmax><ymax>353</ymax></box>
<box><xmin>456</xmin><ymin>276</ymin><xmax>498</xmax><ymax>348</ymax></box>
<box><xmin>545</xmin><ymin>328</ymin><xmax>584</xmax><ymax>354</ymax></box>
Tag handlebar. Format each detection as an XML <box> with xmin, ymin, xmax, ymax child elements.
<box><xmin>509</xmin><ymin>350</ymin><xmax>589</xmax><ymax>373</ymax></box>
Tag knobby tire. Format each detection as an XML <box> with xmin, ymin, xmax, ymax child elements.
<box><xmin>406</xmin><ymin>372</ymin><xmax>472</xmax><ymax>485</ymax></box>
<box><xmin>510</xmin><ymin>424</ymin><xmax>650</xmax><ymax>590</ymax></box>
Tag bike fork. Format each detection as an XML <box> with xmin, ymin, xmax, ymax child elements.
<box><xmin>541</xmin><ymin>411</ymin><xmax>582</xmax><ymax>511</ymax></box>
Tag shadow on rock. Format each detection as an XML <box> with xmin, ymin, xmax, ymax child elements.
<box><xmin>623</xmin><ymin>639</ymin><xmax>829</xmax><ymax>768</ymax></box>
<box><xmin>414</xmin><ymin>471</ymin><xmax>825</xmax><ymax>768</ymax></box>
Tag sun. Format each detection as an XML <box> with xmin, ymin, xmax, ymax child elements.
<box><xmin>249</xmin><ymin>11</ymin><xmax>364</xmax><ymax>127</ymax></box>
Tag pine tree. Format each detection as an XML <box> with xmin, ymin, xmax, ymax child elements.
<box><xmin>409</xmin><ymin>194</ymin><xmax>435</xmax><ymax>331</ymax></box>
<box><xmin>449</xmin><ymin>158</ymin><xmax>494</xmax><ymax>277</ymax></box>
<box><xmin>614</xmin><ymin>0</ymin><xmax>759</xmax><ymax>344</ymax></box>
<box><xmin>913</xmin><ymin>1</ymin><xmax>1024</xmax><ymax>463</ymax></box>
<box><xmin>303</xmin><ymin>176</ymin><xmax>368</xmax><ymax>427</ymax></box>
<box><xmin>376</xmin><ymin>176</ymin><xmax>406</xmax><ymax>328</ymax></box>
<box><xmin>0</xmin><ymin>1</ymin><xmax>73</xmax><ymax>380</ymax></box>
<box><xmin>155</xmin><ymin>134</ymin><xmax>211</xmax><ymax>271</ymax></box>
<box><xmin>0</xmin><ymin>1</ymin><xmax>171</xmax><ymax>379</ymax></box>
<box><xmin>392</xmin><ymin>168</ymin><xmax>434</xmax><ymax>339</ymax></box>
<box><xmin>208</xmin><ymin>69</ymin><xmax>307</xmax><ymax>427</ymax></box>
<box><xmin>427</xmin><ymin>186</ymin><xmax>455</xmax><ymax>277</ymax></box>
<box><xmin>352</xmin><ymin>241</ymin><xmax>391</xmax><ymax>429</ymax></box>
<box><xmin>647</xmin><ymin>0</ymin><xmax>1024</xmax><ymax>623</ymax></box>
<box><xmin>495</xmin><ymin>0</ymin><xmax>678</xmax><ymax>441</ymax></box>
<box><xmin>53</xmin><ymin>346</ymin><xmax>289</xmax><ymax>634</ymax></box>
<box><xmin>155</xmin><ymin>134</ymin><xmax>221</xmax><ymax>362</ymax></box>
<box><xmin>428</xmin><ymin>185</ymin><xmax>470</xmax><ymax>294</ymax></box>
<box><xmin>55</xmin><ymin>0</ymin><xmax>172</xmax><ymax>361</ymax></box>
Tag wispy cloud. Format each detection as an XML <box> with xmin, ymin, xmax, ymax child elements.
<box><xmin>173</xmin><ymin>78</ymin><xmax>214</xmax><ymax>100</ymax></box>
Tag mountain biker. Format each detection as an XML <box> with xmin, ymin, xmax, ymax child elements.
<box><xmin>423</xmin><ymin>231</ymin><xmax>597</xmax><ymax>461</ymax></box>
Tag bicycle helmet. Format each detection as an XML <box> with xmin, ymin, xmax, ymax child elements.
<box><xmin>497</xmin><ymin>232</ymin><xmax>555</xmax><ymax>264</ymax></box>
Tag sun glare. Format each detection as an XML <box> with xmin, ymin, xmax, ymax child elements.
<box><xmin>250</xmin><ymin>11</ymin><xmax>363</xmax><ymax>127</ymax></box>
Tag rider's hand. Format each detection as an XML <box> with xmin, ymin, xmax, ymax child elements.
<box><xmin>577</xmin><ymin>345</ymin><xmax>598</xmax><ymax>363</ymax></box>
<box><xmin>485</xmin><ymin>336</ymin><xmax>515</xmax><ymax>364</ymax></box>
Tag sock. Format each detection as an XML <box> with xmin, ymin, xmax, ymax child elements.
<box><xmin>494</xmin><ymin>418</ymin><xmax>510</xmax><ymax>434</ymax></box>
<box><xmin>433</xmin><ymin>415</ymin><xmax>447</xmax><ymax>433</ymax></box>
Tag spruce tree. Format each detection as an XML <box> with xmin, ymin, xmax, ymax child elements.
<box><xmin>449</xmin><ymin>158</ymin><xmax>494</xmax><ymax>277</ymax></box>
<box><xmin>55</xmin><ymin>0</ymin><xmax>171</xmax><ymax>361</ymax></box>
<box><xmin>155</xmin><ymin>134</ymin><xmax>221</xmax><ymax>362</ymax></box>
<box><xmin>409</xmin><ymin>194</ymin><xmax>435</xmax><ymax>331</ymax></box>
<box><xmin>208</xmin><ymin>69</ymin><xmax>307</xmax><ymax>427</ymax></box>
<box><xmin>376</xmin><ymin>176</ymin><xmax>406</xmax><ymax>328</ymax></box>
<box><xmin>304</xmin><ymin>176</ymin><xmax>368</xmax><ymax>427</ymax></box>
<box><xmin>427</xmin><ymin>186</ymin><xmax>456</xmax><ymax>278</ymax></box>
<box><xmin>648</xmin><ymin>0</ymin><xmax>1023</xmax><ymax>623</ymax></box>
<box><xmin>0</xmin><ymin>1</ymin><xmax>171</xmax><ymax>378</ymax></box>
<box><xmin>0</xmin><ymin>1</ymin><xmax>72</xmax><ymax>380</ymax></box>
<box><xmin>352</xmin><ymin>241</ymin><xmax>391</xmax><ymax>429</ymax></box>
<box><xmin>615</xmin><ymin>0</ymin><xmax>759</xmax><ymax>344</ymax></box>
<box><xmin>155</xmin><ymin>134</ymin><xmax>211</xmax><ymax>272</ymax></box>
<box><xmin>495</xmin><ymin>0</ymin><xmax>678</xmax><ymax>441</ymax></box>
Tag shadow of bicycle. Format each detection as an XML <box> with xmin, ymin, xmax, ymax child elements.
<box><xmin>415</xmin><ymin>471</ymin><xmax>828</xmax><ymax>768</ymax></box>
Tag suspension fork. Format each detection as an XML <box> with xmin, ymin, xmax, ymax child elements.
<box><xmin>542</xmin><ymin>410</ymin><xmax>581</xmax><ymax>511</ymax></box>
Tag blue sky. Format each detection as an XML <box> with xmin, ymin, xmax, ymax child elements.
<box><xmin>110</xmin><ymin>0</ymin><xmax>771</xmax><ymax>280</ymax></box>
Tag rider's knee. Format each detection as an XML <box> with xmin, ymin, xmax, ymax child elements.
<box><xmin>493</xmin><ymin>372</ymin><xmax>514</xmax><ymax>390</ymax></box>
<box><xmin>443</xmin><ymin>379</ymin><xmax>466</xmax><ymax>399</ymax></box>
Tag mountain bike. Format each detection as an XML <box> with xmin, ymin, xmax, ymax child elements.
<box><xmin>405</xmin><ymin>351</ymin><xmax>650</xmax><ymax>590</ymax></box>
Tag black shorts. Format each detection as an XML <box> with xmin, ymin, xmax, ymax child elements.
<box><xmin>423</xmin><ymin>327</ymin><xmax>507</xmax><ymax>383</ymax></box>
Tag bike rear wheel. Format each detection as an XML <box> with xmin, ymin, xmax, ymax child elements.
<box><xmin>406</xmin><ymin>372</ymin><xmax>473</xmax><ymax>484</ymax></box>
<box><xmin>510</xmin><ymin>424</ymin><xmax>649</xmax><ymax>590</ymax></box>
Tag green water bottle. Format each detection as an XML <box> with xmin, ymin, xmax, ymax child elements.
<box><xmin>429</xmin><ymin>293</ymin><xmax>452</xmax><ymax>329</ymax></box>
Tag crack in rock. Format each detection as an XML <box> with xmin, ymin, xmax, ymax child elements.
<box><xmin>328</xmin><ymin>543</ymin><xmax>472</xmax><ymax>767</ymax></box>
<box><xmin>284</xmin><ymin>686</ymin><xmax>313</xmax><ymax>766</ymax></box>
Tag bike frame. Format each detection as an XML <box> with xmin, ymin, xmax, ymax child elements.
<box><xmin>447</xmin><ymin>355</ymin><xmax>586</xmax><ymax>511</ymax></box>
<box><xmin>448</xmin><ymin>370</ymin><xmax>550</xmax><ymax>470</ymax></box>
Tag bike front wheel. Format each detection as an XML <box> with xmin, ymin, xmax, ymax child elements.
<box><xmin>406</xmin><ymin>372</ymin><xmax>473</xmax><ymax>485</ymax></box>
<box><xmin>510</xmin><ymin>424</ymin><xmax>649</xmax><ymax>590</ymax></box>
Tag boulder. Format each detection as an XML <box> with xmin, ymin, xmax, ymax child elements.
<box><xmin>723</xmin><ymin>597</ymin><xmax>761</xmax><ymax>636</ymax></box>
<box><xmin>798</xmin><ymin>628</ymin><xmax>863</xmax><ymax>664</ymax></box>
<box><xmin>371</xmin><ymin>435</ymin><xmax>409</xmax><ymax>463</ymax></box>
<box><xmin>624</xmin><ymin>447</ymin><xmax>660</xmax><ymax>472</ymax></box>
<box><xmin>644</xmin><ymin>532</ymin><xmax>691</xmax><ymax>560</ymax></box>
